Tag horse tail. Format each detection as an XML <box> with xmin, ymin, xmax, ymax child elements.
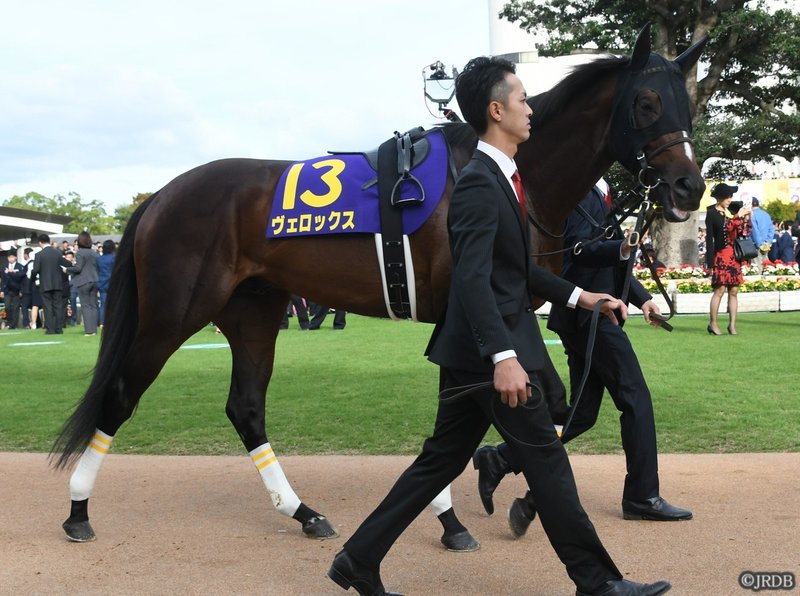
<box><xmin>50</xmin><ymin>193</ymin><xmax>157</xmax><ymax>470</ymax></box>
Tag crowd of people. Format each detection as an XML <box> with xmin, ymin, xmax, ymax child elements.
<box><xmin>637</xmin><ymin>186</ymin><xmax>799</xmax><ymax>338</ymax></box>
<box><xmin>1</xmin><ymin>232</ymin><xmax>116</xmax><ymax>335</ymax></box>
<box><xmin>280</xmin><ymin>295</ymin><xmax>347</xmax><ymax>330</ymax></box>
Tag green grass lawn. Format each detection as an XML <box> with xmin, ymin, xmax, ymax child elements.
<box><xmin>1</xmin><ymin>311</ymin><xmax>798</xmax><ymax>457</ymax></box>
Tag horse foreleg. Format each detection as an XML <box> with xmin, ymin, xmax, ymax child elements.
<box><xmin>217</xmin><ymin>281</ymin><xmax>337</xmax><ymax>539</ymax></box>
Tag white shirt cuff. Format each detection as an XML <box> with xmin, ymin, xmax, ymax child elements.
<box><xmin>567</xmin><ymin>286</ymin><xmax>582</xmax><ymax>309</ymax></box>
<box><xmin>492</xmin><ymin>350</ymin><xmax>517</xmax><ymax>364</ymax></box>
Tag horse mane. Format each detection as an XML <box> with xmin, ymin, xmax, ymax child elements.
<box><xmin>437</xmin><ymin>121</ymin><xmax>477</xmax><ymax>153</ymax></box>
<box><xmin>434</xmin><ymin>55</ymin><xmax>630</xmax><ymax>146</ymax></box>
<box><xmin>530</xmin><ymin>55</ymin><xmax>630</xmax><ymax>129</ymax></box>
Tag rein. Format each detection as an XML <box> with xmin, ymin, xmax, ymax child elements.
<box><xmin>437</xmin><ymin>299</ymin><xmax>611</xmax><ymax>447</ymax></box>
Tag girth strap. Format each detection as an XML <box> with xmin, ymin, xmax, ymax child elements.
<box><xmin>377</xmin><ymin>135</ymin><xmax>413</xmax><ymax>319</ymax></box>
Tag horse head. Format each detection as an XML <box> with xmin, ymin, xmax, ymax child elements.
<box><xmin>608</xmin><ymin>23</ymin><xmax>708</xmax><ymax>222</ymax></box>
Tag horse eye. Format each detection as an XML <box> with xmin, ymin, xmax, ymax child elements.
<box><xmin>631</xmin><ymin>90</ymin><xmax>663</xmax><ymax>130</ymax></box>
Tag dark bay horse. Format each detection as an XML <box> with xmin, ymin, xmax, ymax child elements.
<box><xmin>51</xmin><ymin>26</ymin><xmax>707</xmax><ymax>545</ymax></box>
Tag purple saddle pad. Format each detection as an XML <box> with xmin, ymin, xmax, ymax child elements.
<box><xmin>266</xmin><ymin>129</ymin><xmax>448</xmax><ymax>238</ymax></box>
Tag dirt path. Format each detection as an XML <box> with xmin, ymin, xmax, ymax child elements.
<box><xmin>1</xmin><ymin>452</ymin><xmax>798</xmax><ymax>595</ymax></box>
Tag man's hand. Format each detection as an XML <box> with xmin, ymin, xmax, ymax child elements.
<box><xmin>640</xmin><ymin>299</ymin><xmax>661</xmax><ymax>326</ymax></box>
<box><xmin>493</xmin><ymin>357</ymin><xmax>530</xmax><ymax>408</ymax></box>
<box><xmin>577</xmin><ymin>291</ymin><xmax>628</xmax><ymax>326</ymax></box>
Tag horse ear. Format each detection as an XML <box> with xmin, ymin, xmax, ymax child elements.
<box><xmin>674</xmin><ymin>36</ymin><xmax>708</xmax><ymax>74</ymax></box>
<box><xmin>630</xmin><ymin>23</ymin><xmax>652</xmax><ymax>71</ymax></box>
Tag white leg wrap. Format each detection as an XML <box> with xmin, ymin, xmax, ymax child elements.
<box><xmin>249</xmin><ymin>443</ymin><xmax>301</xmax><ymax>517</ymax></box>
<box><xmin>428</xmin><ymin>484</ymin><xmax>453</xmax><ymax>517</ymax></box>
<box><xmin>69</xmin><ymin>430</ymin><xmax>114</xmax><ymax>501</ymax></box>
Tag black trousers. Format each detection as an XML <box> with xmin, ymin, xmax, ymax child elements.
<box><xmin>281</xmin><ymin>295</ymin><xmax>310</xmax><ymax>329</ymax></box>
<box><xmin>559</xmin><ymin>319</ymin><xmax>659</xmax><ymax>500</ymax></box>
<box><xmin>40</xmin><ymin>289</ymin><xmax>64</xmax><ymax>333</ymax></box>
<box><xmin>4</xmin><ymin>292</ymin><xmax>21</xmax><ymax>328</ymax></box>
<box><xmin>308</xmin><ymin>304</ymin><xmax>346</xmax><ymax>329</ymax></box>
<box><xmin>343</xmin><ymin>366</ymin><xmax>621</xmax><ymax>593</ymax></box>
<box><xmin>502</xmin><ymin>319</ymin><xmax>660</xmax><ymax>501</ymax></box>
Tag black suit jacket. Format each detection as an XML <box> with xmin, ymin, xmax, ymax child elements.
<box><xmin>547</xmin><ymin>187</ymin><xmax>650</xmax><ymax>335</ymax></box>
<box><xmin>2</xmin><ymin>261</ymin><xmax>25</xmax><ymax>294</ymax></box>
<box><xmin>32</xmin><ymin>246</ymin><xmax>71</xmax><ymax>293</ymax></box>
<box><xmin>426</xmin><ymin>150</ymin><xmax>575</xmax><ymax>373</ymax></box>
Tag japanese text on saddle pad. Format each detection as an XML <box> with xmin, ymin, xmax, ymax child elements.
<box><xmin>266</xmin><ymin>130</ymin><xmax>448</xmax><ymax>238</ymax></box>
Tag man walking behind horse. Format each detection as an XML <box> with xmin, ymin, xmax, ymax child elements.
<box><xmin>474</xmin><ymin>182</ymin><xmax>691</xmax><ymax>539</ymax></box>
<box><xmin>328</xmin><ymin>56</ymin><xmax>671</xmax><ymax>596</ymax></box>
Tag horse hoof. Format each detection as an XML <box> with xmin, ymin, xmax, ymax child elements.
<box><xmin>302</xmin><ymin>515</ymin><xmax>338</xmax><ymax>539</ymax></box>
<box><xmin>440</xmin><ymin>530</ymin><xmax>480</xmax><ymax>552</ymax></box>
<box><xmin>63</xmin><ymin>519</ymin><xmax>97</xmax><ymax>542</ymax></box>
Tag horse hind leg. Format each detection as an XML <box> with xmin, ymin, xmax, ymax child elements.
<box><xmin>62</xmin><ymin>335</ymin><xmax>186</xmax><ymax>542</ymax></box>
<box><xmin>217</xmin><ymin>279</ymin><xmax>336</xmax><ymax>539</ymax></box>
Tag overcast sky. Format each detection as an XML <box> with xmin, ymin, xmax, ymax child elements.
<box><xmin>1</xmin><ymin>1</ymin><xmax>494</xmax><ymax>211</ymax></box>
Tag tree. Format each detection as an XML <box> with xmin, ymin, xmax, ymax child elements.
<box><xmin>501</xmin><ymin>0</ymin><xmax>800</xmax><ymax>267</ymax></box>
<box><xmin>113</xmin><ymin>192</ymin><xmax>152</xmax><ymax>233</ymax></box>
<box><xmin>3</xmin><ymin>191</ymin><xmax>117</xmax><ymax>235</ymax></box>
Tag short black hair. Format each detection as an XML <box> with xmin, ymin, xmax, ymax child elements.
<box><xmin>38</xmin><ymin>233</ymin><xmax>50</xmax><ymax>244</ymax></box>
<box><xmin>455</xmin><ymin>56</ymin><xmax>517</xmax><ymax>135</ymax></box>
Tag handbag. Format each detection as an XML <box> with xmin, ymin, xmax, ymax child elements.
<box><xmin>733</xmin><ymin>237</ymin><xmax>759</xmax><ymax>262</ymax></box>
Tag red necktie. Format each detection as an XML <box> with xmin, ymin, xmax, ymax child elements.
<box><xmin>511</xmin><ymin>170</ymin><xmax>526</xmax><ymax>219</ymax></box>
<box><xmin>604</xmin><ymin>189</ymin><xmax>612</xmax><ymax>209</ymax></box>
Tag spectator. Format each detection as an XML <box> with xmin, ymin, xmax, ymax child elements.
<box><xmin>697</xmin><ymin>227</ymin><xmax>706</xmax><ymax>265</ymax></box>
<box><xmin>705</xmin><ymin>184</ymin><xmax>751</xmax><ymax>336</ymax></box>
<box><xmin>31</xmin><ymin>234</ymin><xmax>72</xmax><ymax>334</ymax></box>
<box><xmin>63</xmin><ymin>250</ymin><xmax>79</xmax><ymax>326</ymax></box>
<box><xmin>279</xmin><ymin>295</ymin><xmax>310</xmax><ymax>330</ymax></box>
<box><xmin>770</xmin><ymin>221</ymin><xmax>797</xmax><ymax>264</ymax></box>
<box><xmin>308</xmin><ymin>304</ymin><xmax>346</xmax><ymax>330</ymax></box>
<box><xmin>66</xmin><ymin>231</ymin><xmax>100</xmax><ymax>336</ymax></box>
<box><xmin>2</xmin><ymin>250</ymin><xmax>25</xmax><ymax>329</ymax></box>
<box><xmin>747</xmin><ymin>198</ymin><xmax>773</xmax><ymax>274</ymax></box>
<box><xmin>20</xmin><ymin>248</ymin><xmax>38</xmax><ymax>329</ymax></box>
<box><xmin>96</xmin><ymin>240</ymin><xmax>116</xmax><ymax>327</ymax></box>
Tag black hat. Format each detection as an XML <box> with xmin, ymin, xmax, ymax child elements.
<box><xmin>711</xmin><ymin>183</ymin><xmax>738</xmax><ymax>199</ymax></box>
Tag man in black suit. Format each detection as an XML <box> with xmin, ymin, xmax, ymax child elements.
<box><xmin>31</xmin><ymin>234</ymin><xmax>71</xmax><ymax>334</ymax></box>
<box><xmin>474</xmin><ymin>183</ymin><xmax>692</xmax><ymax>535</ymax></box>
<box><xmin>328</xmin><ymin>58</ymin><xmax>670</xmax><ymax>596</ymax></box>
<box><xmin>2</xmin><ymin>250</ymin><xmax>25</xmax><ymax>329</ymax></box>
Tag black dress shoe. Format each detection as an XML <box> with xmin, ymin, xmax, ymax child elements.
<box><xmin>472</xmin><ymin>445</ymin><xmax>510</xmax><ymax>515</ymax></box>
<box><xmin>508</xmin><ymin>490</ymin><xmax>536</xmax><ymax>538</ymax></box>
<box><xmin>328</xmin><ymin>550</ymin><xmax>403</xmax><ymax>596</ymax></box>
<box><xmin>622</xmin><ymin>496</ymin><xmax>692</xmax><ymax>521</ymax></box>
<box><xmin>577</xmin><ymin>578</ymin><xmax>671</xmax><ymax>596</ymax></box>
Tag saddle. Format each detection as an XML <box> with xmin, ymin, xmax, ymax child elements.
<box><xmin>330</xmin><ymin>127</ymin><xmax>440</xmax><ymax>319</ymax></box>
<box><xmin>331</xmin><ymin>127</ymin><xmax>431</xmax><ymax>206</ymax></box>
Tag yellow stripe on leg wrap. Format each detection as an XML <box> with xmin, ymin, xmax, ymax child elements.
<box><xmin>88</xmin><ymin>432</ymin><xmax>112</xmax><ymax>454</ymax></box>
<box><xmin>248</xmin><ymin>443</ymin><xmax>301</xmax><ymax>517</ymax></box>
<box><xmin>250</xmin><ymin>446</ymin><xmax>278</xmax><ymax>470</ymax></box>
<box><xmin>70</xmin><ymin>429</ymin><xmax>114</xmax><ymax>501</ymax></box>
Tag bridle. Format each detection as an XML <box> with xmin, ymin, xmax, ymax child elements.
<box><xmin>525</xmin><ymin>128</ymin><xmax>694</xmax><ymax>244</ymax></box>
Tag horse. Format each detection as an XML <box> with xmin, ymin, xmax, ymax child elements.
<box><xmin>51</xmin><ymin>24</ymin><xmax>707</xmax><ymax>547</ymax></box>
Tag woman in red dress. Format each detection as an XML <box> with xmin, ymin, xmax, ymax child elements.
<box><xmin>705</xmin><ymin>183</ymin><xmax>751</xmax><ymax>335</ymax></box>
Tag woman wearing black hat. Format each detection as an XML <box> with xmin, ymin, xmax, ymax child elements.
<box><xmin>704</xmin><ymin>183</ymin><xmax>751</xmax><ymax>335</ymax></box>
